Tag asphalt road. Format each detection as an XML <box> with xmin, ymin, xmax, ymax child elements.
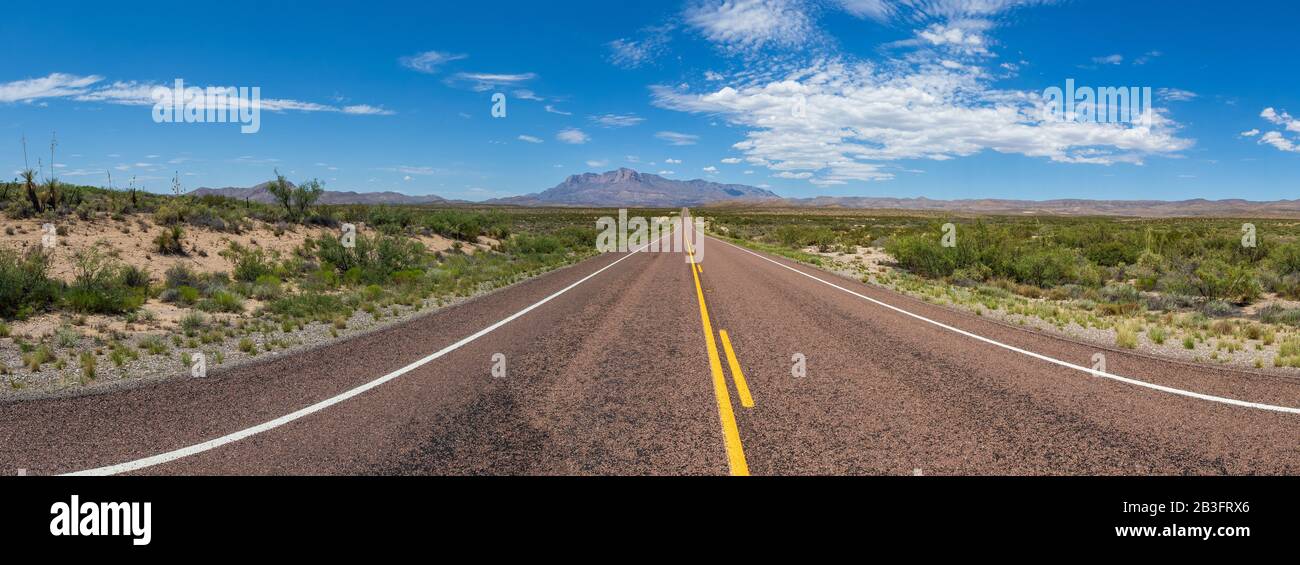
<box><xmin>3</xmin><ymin>215</ymin><xmax>1299</xmax><ymax>476</ymax></box>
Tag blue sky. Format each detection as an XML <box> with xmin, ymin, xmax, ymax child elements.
<box><xmin>1</xmin><ymin>0</ymin><xmax>1297</xmax><ymax>202</ymax></box>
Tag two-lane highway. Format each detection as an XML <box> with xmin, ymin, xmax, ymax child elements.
<box><xmin>3</xmin><ymin>217</ymin><xmax>1298</xmax><ymax>475</ymax></box>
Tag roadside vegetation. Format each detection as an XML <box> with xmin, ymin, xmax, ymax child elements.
<box><xmin>709</xmin><ymin>210</ymin><xmax>1300</xmax><ymax>371</ymax></box>
<box><xmin>0</xmin><ymin>137</ymin><xmax>609</xmax><ymax>394</ymax></box>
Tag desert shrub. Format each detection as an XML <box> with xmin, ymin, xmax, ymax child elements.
<box><xmin>251</xmin><ymin>274</ymin><xmax>283</xmax><ymax>300</ymax></box>
<box><xmin>1116</xmin><ymin>324</ymin><xmax>1139</xmax><ymax>349</ymax></box>
<box><xmin>267</xmin><ymin>292</ymin><xmax>351</xmax><ymax>322</ymax></box>
<box><xmin>165</xmin><ymin>264</ymin><xmax>200</xmax><ymax>289</ymax></box>
<box><xmin>221</xmin><ymin>243</ymin><xmax>279</xmax><ymax>283</ymax></box>
<box><xmin>316</xmin><ymin>233</ymin><xmax>426</xmax><ymax>284</ymax></box>
<box><xmin>80</xmin><ymin>352</ymin><xmax>97</xmax><ymax>380</ymax></box>
<box><xmin>1201</xmin><ymin>300</ymin><xmax>1235</xmax><ymax>318</ymax></box>
<box><xmin>0</xmin><ymin>248</ymin><xmax>60</xmax><ymax>319</ymax></box>
<box><xmin>64</xmin><ymin>248</ymin><xmax>145</xmax><ymax>314</ymax></box>
<box><xmin>885</xmin><ymin>235</ymin><xmax>957</xmax><ymax>278</ymax></box>
<box><xmin>1100</xmin><ymin>282</ymin><xmax>1140</xmax><ymax>304</ymax></box>
<box><xmin>505</xmin><ymin>234</ymin><xmax>565</xmax><ymax>255</ymax></box>
<box><xmin>1012</xmin><ymin>249</ymin><xmax>1081</xmax><ymax>288</ymax></box>
<box><xmin>197</xmin><ymin>290</ymin><xmax>244</xmax><ymax>313</ymax></box>
<box><xmin>1268</xmin><ymin>243</ymin><xmax>1300</xmax><ymax>276</ymax></box>
<box><xmin>180</xmin><ymin>312</ymin><xmax>207</xmax><ymax>335</ymax></box>
<box><xmin>1258</xmin><ymin>304</ymin><xmax>1300</xmax><ymax>327</ymax></box>
<box><xmin>153</xmin><ymin>225</ymin><xmax>186</xmax><ymax>255</ymax></box>
<box><xmin>1191</xmin><ymin>259</ymin><xmax>1260</xmax><ymax>303</ymax></box>
<box><xmin>1147</xmin><ymin>326</ymin><xmax>1168</xmax><ymax>345</ymax></box>
<box><xmin>119</xmin><ymin>265</ymin><xmax>151</xmax><ymax>289</ymax></box>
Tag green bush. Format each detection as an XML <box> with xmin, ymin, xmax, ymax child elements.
<box><xmin>64</xmin><ymin>248</ymin><xmax>146</xmax><ymax>314</ymax></box>
<box><xmin>0</xmin><ymin>248</ymin><xmax>60</xmax><ymax>319</ymax></box>
<box><xmin>153</xmin><ymin>225</ymin><xmax>186</xmax><ymax>255</ymax></box>
<box><xmin>197</xmin><ymin>290</ymin><xmax>244</xmax><ymax>313</ymax></box>
<box><xmin>316</xmin><ymin>233</ymin><xmax>427</xmax><ymax>284</ymax></box>
<box><xmin>225</xmin><ymin>243</ymin><xmax>279</xmax><ymax>283</ymax></box>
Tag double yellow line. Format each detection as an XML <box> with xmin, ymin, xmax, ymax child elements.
<box><xmin>686</xmin><ymin>239</ymin><xmax>754</xmax><ymax>476</ymax></box>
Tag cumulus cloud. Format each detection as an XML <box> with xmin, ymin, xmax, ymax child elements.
<box><xmin>653</xmin><ymin>59</ymin><xmax>1191</xmax><ymax>185</ymax></box>
<box><xmin>1261</xmin><ymin>107</ymin><xmax>1300</xmax><ymax>132</ymax></box>
<box><xmin>1250</xmin><ymin>108</ymin><xmax>1300</xmax><ymax>153</ymax></box>
<box><xmin>557</xmin><ymin>128</ymin><xmax>590</xmax><ymax>144</ymax></box>
<box><xmin>517</xmin><ymin>134</ymin><xmax>544</xmax><ymax>143</ymax></box>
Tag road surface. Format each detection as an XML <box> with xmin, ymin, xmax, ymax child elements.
<box><xmin>3</xmin><ymin>218</ymin><xmax>1299</xmax><ymax>475</ymax></box>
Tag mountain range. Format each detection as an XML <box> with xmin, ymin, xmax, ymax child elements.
<box><xmin>487</xmin><ymin>168</ymin><xmax>780</xmax><ymax>207</ymax></box>
<box><xmin>191</xmin><ymin>181</ymin><xmax>452</xmax><ymax>206</ymax></box>
<box><xmin>194</xmin><ymin>170</ymin><xmax>1300</xmax><ymax>217</ymax></box>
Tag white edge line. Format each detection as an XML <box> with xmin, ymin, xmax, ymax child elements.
<box><xmin>65</xmin><ymin>238</ymin><xmax>667</xmax><ymax>476</ymax></box>
<box><xmin>714</xmin><ymin>237</ymin><xmax>1300</xmax><ymax>415</ymax></box>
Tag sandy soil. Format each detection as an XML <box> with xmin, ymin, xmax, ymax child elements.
<box><xmin>0</xmin><ymin>215</ymin><xmax>471</xmax><ymax>282</ymax></box>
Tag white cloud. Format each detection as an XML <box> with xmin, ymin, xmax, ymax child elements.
<box><xmin>721</xmin><ymin>157</ymin><xmax>742</xmax><ymax>163</ymax></box>
<box><xmin>1250</xmin><ymin>108</ymin><xmax>1300</xmax><ymax>153</ymax></box>
<box><xmin>1091</xmin><ymin>54</ymin><xmax>1124</xmax><ymax>65</ymax></box>
<box><xmin>0</xmin><ymin>72</ymin><xmax>102</xmax><ymax>102</ymax></box>
<box><xmin>703</xmin><ymin>166</ymin><xmax>719</xmax><ymax>172</ymax></box>
<box><xmin>399</xmin><ymin>51</ymin><xmax>468</xmax><ymax>74</ymax></box>
<box><xmin>916</xmin><ymin>21</ymin><xmax>993</xmax><ymax>56</ymax></box>
<box><xmin>658</xmin><ymin>170</ymin><xmax>676</xmax><ymax>175</ymax></box>
<box><xmin>608</xmin><ymin>25</ymin><xmax>674</xmax><ymax>68</ymax></box>
<box><xmin>1</xmin><ymin>73</ymin><xmax>392</xmax><ymax>115</ymax></box>
<box><xmin>836</xmin><ymin>0</ymin><xmax>894</xmax><ymax>21</ymax></box>
<box><xmin>1262</xmin><ymin>107</ymin><xmax>1300</xmax><ymax>132</ymax></box>
<box><xmin>586</xmin><ymin>159</ymin><xmax>610</xmax><ymax>168</ymax></box>
<box><xmin>518</xmin><ymin>134</ymin><xmax>544</xmax><ymax>143</ymax></box>
<box><xmin>545</xmin><ymin>105</ymin><xmax>572</xmax><ymax>116</ymax></box>
<box><xmin>590</xmin><ymin>113</ymin><xmax>645</xmax><ymax>128</ymax></box>
<box><xmin>513</xmin><ymin>89</ymin><xmax>544</xmax><ymax>101</ymax></box>
<box><xmin>656</xmin><ymin>131</ymin><xmax>700</xmax><ymax>145</ymax></box>
<box><xmin>653</xmin><ymin>59</ymin><xmax>1191</xmax><ymax>185</ymax></box>
<box><xmin>447</xmin><ymin>72</ymin><xmax>537</xmax><ymax>91</ymax></box>
<box><xmin>665</xmin><ymin>158</ymin><xmax>683</xmax><ymax>164</ymax></box>
<box><xmin>1133</xmin><ymin>50</ymin><xmax>1162</xmax><ymax>65</ymax></box>
<box><xmin>342</xmin><ymin>104</ymin><xmax>395</xmax><ymax>115</ymax></box>
<box><xmin>1157</xmin><ymin>88</ymin><xmax>1197</xmax><ymax>102</ymax></box>
<box><xmin>1259</xmin><ymin>131</ymin><xmax>1299</xmax><ymax>153</ymax></box>
<box><xmin>557</xmin><ymin>128</ymin><xmax>590</xmax><ymax>144</ymax></box>
<box><xmin>684</xmin><ymin>0</ymin><xmax>816</xmax><ymax>52</ymax></box>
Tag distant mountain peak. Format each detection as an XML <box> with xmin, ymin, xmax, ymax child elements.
<box><xmin>491</xmin><ymin>168</ymin><xmax>778</xmax><ymax>207</ymax></box>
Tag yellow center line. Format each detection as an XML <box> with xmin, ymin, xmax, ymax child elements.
<box><xmin>687</xmin><ymin>244</ymin><xmax>749</xmax><ymax>476</ymax></box>
<box><xmin>718</xmin><ymin>330</ymin><xmax>755</xmax><ymax>409</ymax></box>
